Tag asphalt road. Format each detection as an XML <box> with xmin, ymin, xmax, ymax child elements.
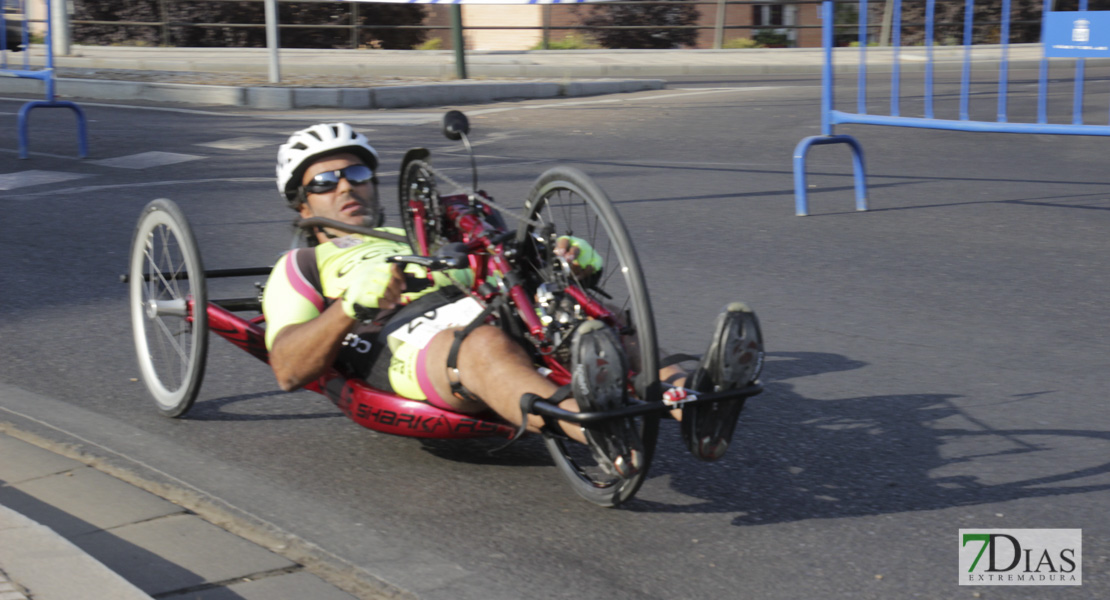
<box><xmin>1</xmin><ymin>72</ymin><xmax>1108</xmax><ymax>599</ymax></box>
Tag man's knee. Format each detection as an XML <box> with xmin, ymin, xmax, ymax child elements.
<box><xmin>455</xmin><ymin>325</ymin><xmax>530</xmax><ymax>369</ymax></box>
<box><xmin>461</xmin><ymin>325</ymin><xmax>513</xmax><ymax>353</ymax></box>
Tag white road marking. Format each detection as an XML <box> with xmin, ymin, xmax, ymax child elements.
<box><xmin>3</xmin><ymin>176</ymin><xmax>271</xmax><ymax>197</ymax></box>
<box><xmin>3</xmin><ymin>87</ymin><xmax>788</xmax><ymax>122</ymax></box>
<box><xmin>90</xmin><ymin>151</ymin><xmax>205</xmax><ymax>169</ymax></box>
<box><xmin>196</xmin><ymin>137</ymin><xmax>273</xmax><ymax>151</ymax></box>
<box><xmin>2</xmin><ymin>156</ymin><xmax>551</xmax><ymax>198</ymax></box>
<box><xmin>0</xmin><ymin>170</ymin><xmax>91</xmax><ymax>191</ymax></box>
<box><xmin>0</xmin><ymin>97</ymin><xmax>234</xmax><ymax>116</ymax></box>
<box><xmin>463</xmin><ymin>87</ymin><xmax>789</xmax><ymax>118</ymax></box>
<box><xmin>3</xmin><ymin>177</ymin><xmax>271</xmax><ymax>199</ymax></box>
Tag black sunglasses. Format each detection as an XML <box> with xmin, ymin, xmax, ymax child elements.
<box><xmin>303</xmin><ymin>164</ymin><xmax>374</xmax><ymax>194</ymax></box>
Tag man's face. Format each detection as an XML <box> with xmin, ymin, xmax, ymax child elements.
<box><xmin>298</xmin><ymin>152</ymin><xmax>377</xmax><ymax>234</ymax></box>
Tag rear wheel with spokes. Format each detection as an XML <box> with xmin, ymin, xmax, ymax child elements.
<box><xmin>128</xmin><ymin>199</ymin><xmax>208</xmax><ymax>417</ymax></box>
<box><xmin>517</xmin><ymin>167</ymin><xmax>661</xmax><ymax>507</ymax></box>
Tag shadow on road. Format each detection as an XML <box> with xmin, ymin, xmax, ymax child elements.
<box><xmin>184</xmin><ymin>390</ymin><xmax>343</xmax><ymax>422</ymax></box>
<box><xmin>630</xmin><ymin>350</ymin><xmax>1110</xmax><ymax>523</ymax></box>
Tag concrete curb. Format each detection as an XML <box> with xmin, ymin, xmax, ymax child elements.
<box><xmin>0</xmin><ymin>77</ymin><xmax>664</xmax><ymax>109</ymax></box>
<box><xmin>0</xmin><ymin>504</ymin><xmax>154</xmax><ymax>600</ymax></box>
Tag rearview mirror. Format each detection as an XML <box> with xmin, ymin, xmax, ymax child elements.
<box><xmin>442</xmin><ymin>110</ymin><xmax>470</xmax><ymax>141</ymax></box>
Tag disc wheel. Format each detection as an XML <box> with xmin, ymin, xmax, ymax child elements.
<box><xmin>517</xmin><ymin>167</ymin><xmax>661</xmax><ymax>507</ymax></box>
<box><xmin>128</xmin><ymin>199</ymin><xmax>208</xmax><ymax>417</ymax></box>
<box><xmin>398</xmin><ymin>159</ymin><xmax>446</xmax><ymax>257</ymax></box>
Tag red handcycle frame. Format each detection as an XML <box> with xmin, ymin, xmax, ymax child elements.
<box><xmin>205</xmin><ymin>299</ymin><xmax>518</xmax><ymax>439</ymax></box>
<box><xmin>202</xmin><ymin>191</ymin><xmax>637</xmax><ymax>441</ymax></box>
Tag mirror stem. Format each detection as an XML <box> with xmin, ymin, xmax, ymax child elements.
<box><xmin>461</xmin><ymin>132</ymin><xmax>478</xmax><ymax>193</ymax></box>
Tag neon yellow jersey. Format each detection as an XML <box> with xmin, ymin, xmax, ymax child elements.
<box><xmin>262</xmin><ymin>230</ymin><xmax>471</xmax><ymax>350</ymax></box>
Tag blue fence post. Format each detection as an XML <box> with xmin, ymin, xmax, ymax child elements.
<box><xmin>892</xmin><ymin>0</ymin><xmax>902</xmax><ymax>117</ymax></box>
<box><xmin>2</xmin><ymin>0</ymin><xmax>88</xmax><ymax>159</ymax></box>
<box><xmin>792</xmin><ymin>0</ymin><xmax>869</xmax><ymax>217</ymax></box>
<box><xmin>1073</xmin><ymin>0</ymin><xmax>1089</xmax><ymax>125</ymax></box>
<box><xmin>858</xmin><ymin>0</ymin><xmax>868</xmax><ymax>114</ymax></box>
<box><xmin>1038</xmin><ymin>0</ymin><xmax>1050</xmax><ymax>124</ymax></box>
<box><xmin>998</xmin><ymin>0</ymin><xmax>1012</xmax><ymax>122</ymax></box>
<box><xmin>960</xmin><ymin>0</ymin><xmax>975</xmax><ymax>120</ymax></box>
<box><xmin>925</xmin><ymin>0</ymin><xmax>935</xmax><ymax>119</ymax></box>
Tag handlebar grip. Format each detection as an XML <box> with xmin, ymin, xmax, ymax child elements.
<box><xmin>387</xmin><ymin>254</ymin><xmax>466</xmax><ymax>271</ymax></box>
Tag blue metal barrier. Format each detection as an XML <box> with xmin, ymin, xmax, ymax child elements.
<box><xmin>1</xmin><ymin>0</ymin><xmax>87</xmax><ymax>159</ymax></box>
<box><xmin>793</xmin><ymin>0</ymin><xmax>1110</xmax><ymax>216</ymax></box>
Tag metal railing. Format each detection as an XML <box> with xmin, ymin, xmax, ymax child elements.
<box><xmin>793</xmin><ymin>0</ymin><xmax>1108</xmax><ymax>216</ymax></box>
<box><xmin>65</xmin><ymin>0</ymin><xmax>1051</xmax><ymax>50</ymax></box>
<box><xmin>1</xmin><ymin>0</ymin><xmax>88</xmax><ymax>158</ymax></box>
<box><xmin>66</xmin><ymin>0</ymin><xmax>827</xmax><ymax>50</ymax></box>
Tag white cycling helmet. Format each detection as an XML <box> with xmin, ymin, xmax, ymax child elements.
<box><xmin>276</xmin><ymin>122</ymin><xmax>380</xmax><ymax>208</ymax></box>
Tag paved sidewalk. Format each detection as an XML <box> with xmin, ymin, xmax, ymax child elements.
<box><xmin>0</xmin><ymin>430</ymin><xmax>366</xmax><ymax>600</ymax></box>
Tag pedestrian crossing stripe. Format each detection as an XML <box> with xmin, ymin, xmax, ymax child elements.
<box><xmin>90</xmin><ymin>151</ymin><xmax>205</xmax><ymax>170</ymax></box>
<box><xmin>195</xmin><ymin>137</ymin><xmax>273</xmax><ymax>151</ymax></box>
<box><xmin>0</xmin><ymin>170</ymin><xmax>91</xmax><ymax>191</ymax></box>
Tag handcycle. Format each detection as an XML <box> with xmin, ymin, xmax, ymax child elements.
<box><xmin>125</xmin><ymin>111</ymin><xmax>763</xmax><ymax>507</ymax></box>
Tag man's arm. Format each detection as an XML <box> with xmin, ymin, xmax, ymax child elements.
<box><xmin>268</xmin><ymin>302</ymin><xmax>355</xmax><ymax>391</ymax></box>
<box><xmin>266</xmin><ymin>261</ymin><xmax>405</xmax><ymax>391</ymax></box>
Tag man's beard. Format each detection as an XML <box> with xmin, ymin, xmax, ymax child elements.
<box><xmin>347</xmin><ymin>190</ymin><xmax>380</xmax><ymax>228</ymax></box>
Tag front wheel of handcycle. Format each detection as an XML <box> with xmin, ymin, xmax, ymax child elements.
<box><xmin>398</xmin><ymin>158</ymin><xmax>445</xmax><ymax>257</ymax></box>
<box><xmin>518</xmin><ymin>167</ymin><xmax>661</xmax><ymax>507</ymax></box>
<box><xmin>128</xmin><ymin>199</ymin><xmax>208</xmax><ymax>418</ymax></box>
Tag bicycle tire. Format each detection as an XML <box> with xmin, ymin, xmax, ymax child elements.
<box><xmin>128</xmin><ymin>199</ymin><xmax>208</xmax><ymax>418</ymax></box>
<box><xmin>398</xmin><ymin>159</ymin><xmax>444</xmax><ymax>257</ymax></box>
<box><xmin>517</xmin><ymin>167</ymin><xmax>661</xmax><ymax>507</ymax></box>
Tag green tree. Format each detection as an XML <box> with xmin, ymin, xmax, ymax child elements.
<box><xmin>581</xmin><ymin>0</ymin><xmax>699</xmax><ymax>49</ymax></box>
<box><xmin>865</xmin><ymin>0</ymin><xmax>1043</xmax><ymax>46</ymax></box>
<box><xmin>72</xmin><ymin>1</ymin><xmax>426</xmax><ymax>50</ymax></box>
<box><xmin>73</xmin><ymin>0</ymin><xmax>160</xmax><ymax>46</ymax></box>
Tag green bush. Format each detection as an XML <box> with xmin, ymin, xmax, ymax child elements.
<box><xmin>752</xmin><ymin>29</ymin><xmax>790</xmax><ymax>48</ymax></box>
<box><xmin>721</xmin><ymin>37</ymin><xmax>761</xmax><ymax>49</ymax></box>
<box><xmin>581</xmin><ymin>0</ymin><xmax>699</xmax><ymax>49</ymax></box>
<box><xmin>531</xmin><ymin>33</ymin><xmax>601</xmax><ymax>50</ymax></box>
<box><xmin>72</xmin><ymin>0</ymin><xmax>427</xmax><ymax>49</ymax></box>
<box><xmin>414</xmin><ymin>37</ymin><xmax>442</xmax><ymax>50</ymax></box>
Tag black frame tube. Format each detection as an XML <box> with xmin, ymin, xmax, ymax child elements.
<box><xmin>530</xmin><ymin>383</ymin><xmax>763</xmax><ymax>425</ymax></box>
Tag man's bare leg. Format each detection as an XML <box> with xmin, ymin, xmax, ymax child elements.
<box><xmin>421</xmin><ymin>325</ymin><xmax>588</xmax><ymax>443</ymax></box>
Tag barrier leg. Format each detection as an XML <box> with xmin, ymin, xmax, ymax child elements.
<box><xmin>18</xmin><ymin>100</ymin><xmax>90</xmax><ymax>159</ymax></box>
<box><xmin>792</xmin><ymin>135</ymin><xmax>868</xmax><ymax>216</ymax></box>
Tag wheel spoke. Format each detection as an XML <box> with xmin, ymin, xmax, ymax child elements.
<box><xmin>130</xmin><ymin>200</ymin><xmax>208</xmax><ymax>417</ymax></box>
<box><xmin>152</xmin><ymin>313</ymin><xmax>190</xmax><ymax>367</ymax></box>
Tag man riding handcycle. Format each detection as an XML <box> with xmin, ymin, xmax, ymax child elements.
<box><xmin>127</xmin><ymin>114</ymin><xmax>764</xmax><ymax>507</ymax></box>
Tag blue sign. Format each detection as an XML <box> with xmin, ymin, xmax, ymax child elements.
<box><xmin>1044</xmin><ymin>11</ymin><xmax>1110</xmax><ymax>58</ymax></box>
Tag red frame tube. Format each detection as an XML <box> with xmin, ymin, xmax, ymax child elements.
<box><xmin>204</xmin><ymin>303</ymin><xmax>515</xmax><ymax>440</ymax></box>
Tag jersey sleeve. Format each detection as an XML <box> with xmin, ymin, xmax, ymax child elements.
<box><xmin>262</xmin><ymin>249</ymin><xmax>326</xmax><ymax>350</ymax></box>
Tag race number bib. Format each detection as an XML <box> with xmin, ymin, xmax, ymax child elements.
<box><xmin>386</xmin><ymin>296</ymin><xmax>486</xmax><ymax>349</ymax></box>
